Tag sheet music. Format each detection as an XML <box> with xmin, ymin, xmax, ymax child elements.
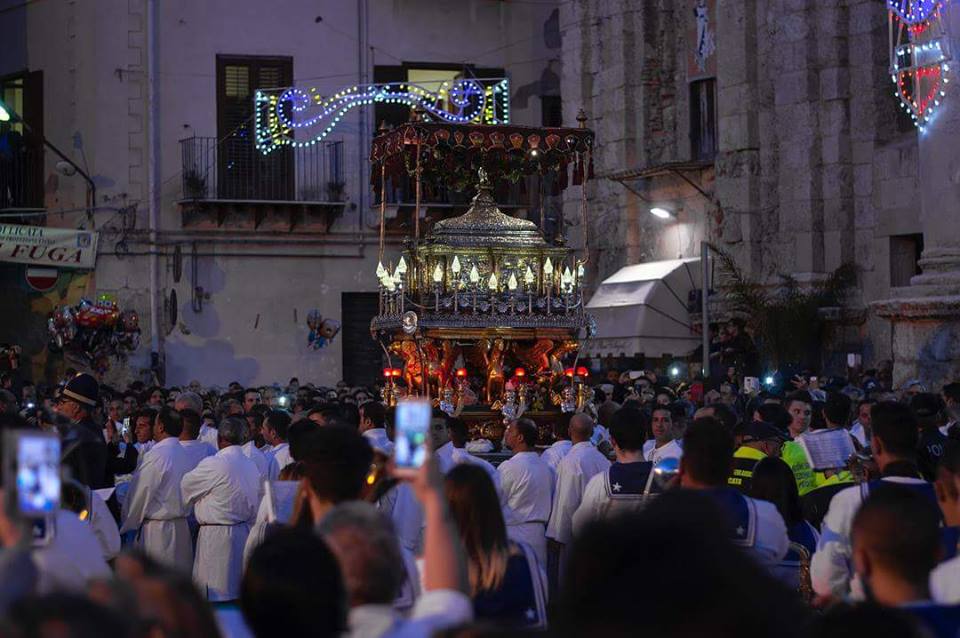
<box><xmin>801</xmin><ymin>429</ymin><xmax>856</xmax><ymax>471</ymax></box>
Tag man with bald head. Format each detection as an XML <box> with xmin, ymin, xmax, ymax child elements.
<box><xmin>546</xmin><ymin>412</ymin><xmax>610</xmax><ymax>576</ymax></box>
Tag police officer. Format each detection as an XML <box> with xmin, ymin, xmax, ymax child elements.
<box><xmin>728</xmin><ymin>420</ymin><xmax>787</xmax><ymax>493</ymax></box>
<box><xmin>57</xmin><ymin>373</ymin><xmax>109</xmax><ymax>489</ymax></box>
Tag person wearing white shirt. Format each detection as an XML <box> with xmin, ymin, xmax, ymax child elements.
<box><xmin>87</xmin><ymin>489</ymin><xmax>121</xmax><ymax>562</ymax></box>
<box><xmin>441</xmin><ymin>419</ymin><xmax>509</xmax><ymax>511</ymax></box>
<box><xmin>182</xmin><ymin>418</ymin><xmax>262</xmax><ymax>601</ymax></box>
<box><xmin>32</xmin><ymin>509</ymin><xmax>111</xmax><ymax>594</ymax></box>
<box><xmin>812</xmin><ymin>401</ymin><xmax>932</xmax><ymax>599</ymax></box>
<box><xmin>546</xmin><ymin>413</ymin><xmax>611</xmax><ymax>571</ymax></box>
<box><xmin>260</xmin><ymin>409</ymin><xmax>294</xmax><ymax>480</ymax></box>
<box><xmin>178</xmin><ymin>408</ymin><xmax>217</xmax><ymax>471</ymax></box>
<box><xmin>573</xmin><ymin>407</ymin><xmax>651</xmax><ymax>538</ymax></box>
<box><xmin>242</xmin><ymin>437</ymin><xmax>272</xmax><ymax>478</ymax></box>
<box><xmin>431</xmin><ymin>410</ymin><xmax>455</xmax><ymax>473</ymax></box>
<box><xmin>498</xmin><ymin>418</ymin><xmax>554</xmax><ymax>567</ymax></box>
<box><xmin>541</xmin><ymin>413</ymin><xmax>575</xmax><ymax>478</ymax></box>
<box><xmin>198</xmin><ymin>421</ymin><xmax>220</xmax><ymax>449</ymax></box>
<box><xmin>679</xmin><ymin>417</ymin><xmax>789</xmax><ymax>569</ymax></box>
<box><xmin>850</xmin><ymin>399</ymin><xmax>875</xmax><ymax>446</ymax></box>
<box><xmin>645</xmin><ymin>405</ymin><xmax>684</xmax><ymax>465</ymax></box>
<box><xmin>317</xmin><ymin>461</ymin><xmax>474</xmax><ymax>638</ymax></box>
<box><xmin>120</xmin><ymin>407</ymin><xmax>195</xmax><ymax>572</ymax></box>
<box><xmin>360</xmin><ymin>401</ymin><xmax>395</xmax><ymax>457</ymax></box>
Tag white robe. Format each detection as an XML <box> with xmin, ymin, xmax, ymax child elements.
<box><xmin>198</xmin><ymin>423</ymin><xmax>219</xmax><ymax>449</ymax></box>
<box><xmin>362</xmin><ymin>428</ymin><xmax>395</xmax><ymax>455</ymax></box>
<box><xmin>376</xmin><ymin>482</ymin><xmax>425</xmax><ymax>554</ymax></box>
<box><xmin>546</xmin><ymin>441</ymin><xmax>610</xmax><ymax>547</ymax></box>
<box><xmin>264</xmin><ymin>442</ymin><xmax>293</xmax><ymax>480</ymax></box>
<box><xmin>89</xmin><ymin>490</ymin><xmax>121</xmax><ymax>561</ymax></box>
<box><xmin>32</xmin><ymin>509</ymin><xmax>111</xmax><ymax>594</ymax></box>
<box><xmin>242</xmin><ymin>440</ymin><xmax>272</xmax><ymax>479</ymax></box>
<box><xmin>498</xmin><ymin>451</ymin><xmax>554</xmax><ymax>568</ymax></box>
<box><xmin>243</xmin><ymin>480</ymin><xmax>299</xmax><ymax>567</ymax></box>
<box><xmin>182</xmin><ymin>445</ymin><xmax>261</xmax><ymax>601</ymax></box>
<box><xmin>120</xmin><ymin>437</ymin><xmax>194</xmax><ymax>572</ymax></box>
<box><xmin>181</xmin><ymin>439</ymin><xmax>217</xmax><ymax>471</ymax></box>
<box><xmin>540</xmin><ymin>440</ymin><xmax>572</xmax><ymax>478</ymax></box>
<box><xmin>435</xmin><ymin>441</ymin><xmax>455</xmax><ymax>474</ymax></box>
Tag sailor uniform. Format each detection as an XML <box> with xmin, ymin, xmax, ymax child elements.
<box><xmin>705</xmin><ymin>488</ymin><xmax>789</xmax><ymax>569</ymax></box>
<box><xmin>472</xmin><ymin>543</ymin><xmax>548</xmax><ymax>629</ymax></box>
<box><xmin>572</xmin><ymin>461</ymin><xmax>654</xmax><ymax>537</ymax></box>
<box><xmin>812</xmin><ymin>464</ymin><xmax>934</xmax><ymax>599</ymax></box>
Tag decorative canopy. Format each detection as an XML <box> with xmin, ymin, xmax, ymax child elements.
<box><xmin>370</xmin><ymin>121</ymin><xmax>595</xmax><ymax>193</ymax></box>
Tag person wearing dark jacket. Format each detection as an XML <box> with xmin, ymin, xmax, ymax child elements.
<box><xmin>57</xmin><ymin>373</ymin><xmax>109</xmax><ymax>489</ymax></box>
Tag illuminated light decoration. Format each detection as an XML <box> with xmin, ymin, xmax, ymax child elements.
<box><xmin>888</xmin><ymin>0</ymin><xmax>954</xmax><ymax>129</ymax></box>
<box><xmin>455</xmin><ymin>367</ymin><xmax>468</xmax><ymax>378</ymax></box>
<box><xmin>255</xmin><ymin>77</ymin><xmax>511</xmax><ymax>154</ymax></box>
<box><xmin>515</xmin><ymin>367</ymin><xmax>526</xmax><ymax>378</ymax></box>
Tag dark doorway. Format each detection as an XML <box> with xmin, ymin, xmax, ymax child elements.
<box><xmin>340</xmin><ymin>292</ymin><xmax>384</xmax><ymax>386</ymax></box>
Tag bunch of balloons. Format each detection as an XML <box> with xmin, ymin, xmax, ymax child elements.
<box><xmin>48</xmin><ymin>294</ymin><xmax>141</xmax><ymax>374</ymax></box>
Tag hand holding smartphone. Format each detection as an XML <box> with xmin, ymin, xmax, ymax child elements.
<box><xmin>3</xmin><ymin>430</ymin><xmax>60</xmax><ymax>546</ymax></box>
<box><xmin>393</xmin><ymin>398</ymin><xmax>432</xmax><ymax>475</ymax></box>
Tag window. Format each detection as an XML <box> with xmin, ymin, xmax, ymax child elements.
<box><xmin>690</xmin><ymin>78</ymin><xmax>717</xmax><ymax>161</ymax></box>
<box><xmin>372</xmin><ymin>63</ymin><xmax>506</xmax><ymax>132</ymax></box>
<box><xmin>0</xmin><ymin>71</ymin><xmax>43</xmax><ymax>210</ymax></box>
<box><xmin>340</xmin><ymin>293</ymin><xmax>385</xmax><ymax>385</ymax></box>
<box><xmin>890</xmin><ymin>233</ymin><xmax>924</xmax><ymax>287</ymax></box>
<box><xmin>216</xmin><ymin>55</ymin><xmax>293</xmax><ymax>200</ymax></box>
<box><xmin>541</xmin><ymin>95</ymin><xmax>562</xmax><ymax>127</ymax></box>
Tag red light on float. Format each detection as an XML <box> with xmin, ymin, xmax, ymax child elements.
<box><xmin>383</xmin><ymin>368</ymin><xmax>393</xmax><ymax>378</ymax></box>
<box><xmin>576</xmin><ymin>366</ymin><xmax>589</xmax><ymax>377</ymax></box>
<box><xmin>455</xmin><ymin>368</ymin><xmax>468</xmax><ymax>378</ymax></box>
<box><xmin>564</xmin><ymin>368</ymin><xmax>574</xmax><ymax>377</ymax></box>
<box><xmin>391</xmin><ymin>368</ymin><xmax>402</xmax><ymax>377</ymax></box>
<box><xmin>515</xmin><ymin>367</ymin><xmax>526</xmax><ymax>378</ymax></box>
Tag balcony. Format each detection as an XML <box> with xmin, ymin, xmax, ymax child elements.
<box><xmin>177</xmin><ymin>136</ymin><xmax>347</xmax><ymax>232</ymax></box>
<box><xmin>0</xmin><ymin>145</ymin><xmax>44</xmax><ymax>212</ymax></box>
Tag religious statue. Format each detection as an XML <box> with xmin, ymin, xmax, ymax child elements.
<box><xmin>491</xmin><ymin>384</ymin><xmax>527</xmax><ymax>423</ymax></box>
<box><xmin>422</xmin><ymin>339</ymin><xmax>442</xmax><ymax>396</ymax></box>
<box><xmin>551</xmin><ymin>385</ymin><xmax>577</xmax><ymax>413</ymax></box>
<box><xmin>549</xmin><ymin>340</ymin><xmax>580</xmax><ymax>375</ymax></box>
<box><xmin>439</xmin><ymin>340</ymin><xmax>460</xmax><ymax>390</ymax></box>
<box><xmin>434</xmin><ymin>385</ymin><xmax>464</xmax><ymax>417</ymax></box>
<box><xmin>513</xmin><ymin>338</ymin><xmax>554</xmax><ymax>376</ymax></box>
<box><xmin>389</xmin><ymin>340</ymin><xmax>423</xmax><ymax>393</ymax></box>
<box><xmin>481</xmin><ymin>338</ymin><xmax>507</xmax><ymax>403</ymax></box>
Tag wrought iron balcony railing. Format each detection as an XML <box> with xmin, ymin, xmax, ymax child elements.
<box><xmin>179</xmin><ymin>136</ymin><xmax>345</xmax><ymax>203</ymax></box>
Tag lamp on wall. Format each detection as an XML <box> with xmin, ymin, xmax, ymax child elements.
<box><xmin>650</xmin><ymin>207</ymin><xmax>675</xmax><ymax>220</ymax></box>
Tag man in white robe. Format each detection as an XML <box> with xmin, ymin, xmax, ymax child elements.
<box><xmin>541</xmin><ymin>416</ymin><xmax>574</xmax><ymax>479</ymax></box>
<box><xmin>182</xmin><ymin>417</ymin><xmax>261</xmax><ymax>601</ymax></box>
<box><xmin>260</xmin><ymin>409</ymin><xmax>293</xmax><ymax>480</ymax></box>
<box><xmin>546</xmin><ymin>414</ymin><xmax>610</xmax><ymax>570</ymax></box>
<box><xmin>498</xmin><ymin>418</ymin><xmax>554</xmax><ymax>567</ymax></box>
<box><xmin>178</xmin><ymin>407</ymin><xmax>216</xmax><ymax>471</ymax></box>
<box><xmin>120</xmin><ymin>407</ymin><xmax>194</xmax><ymax>572</ymax></box>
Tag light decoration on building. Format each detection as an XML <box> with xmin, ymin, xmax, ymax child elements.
<box><xmin>888</xmin><ymin>0</ymin><xmax>954</xmax><ymax>131</ymax></box>
<box><xmin>255</xmin><ymin>78</ymin><xmax>510</xmax><ymax>154</ymax></box>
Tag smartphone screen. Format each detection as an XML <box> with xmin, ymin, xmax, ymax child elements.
<box><xmin>394</xmin><ymin>399</ymin><xmax>431</xmax><ymax>469</ymax></box>
<box><xmin>121</xmin><ymin>417</ymin><xmax>131</xmax><ymax>439</ymax></box>
<box><xmin>15</xmin><ymin>433</ymin><xmax>60</xmax><ymax>515</ymax></box>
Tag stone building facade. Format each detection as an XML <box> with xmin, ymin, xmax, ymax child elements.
<box><xmin>560</xmin><ymin>0</ymin><xmax>959</xmax><ymax>384</ymax></box>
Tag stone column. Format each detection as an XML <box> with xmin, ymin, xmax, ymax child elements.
<box><xmin>873</xmin><ymin>4</ymin><xmax>960</xmax><ymax>388</ymax></box>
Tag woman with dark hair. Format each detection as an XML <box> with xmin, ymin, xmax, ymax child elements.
<box><xmin>750</xmin><ymin>456</ymin><xmax>819</xmax><ymax>590</ymax></box>
<box><xmin>443</xmin><ymin>464</ymin><xmax>547</xmax><ymax>628</ymax></box>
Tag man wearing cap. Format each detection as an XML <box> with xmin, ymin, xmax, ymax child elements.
<box><xmin>728</xmin><ymin>420</ymin><xmax>787</xmax><ymax>494</ymax></box>
<box><xmin>58</xmin><ymin>373</ymin><xmax>109</xmax><ymax>489</ymax></box>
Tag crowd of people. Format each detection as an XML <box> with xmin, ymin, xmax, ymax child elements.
<box><xmin>0</xmin><ymin>365</ymin><xmax>958</xmax><ymax>637</ymax></box>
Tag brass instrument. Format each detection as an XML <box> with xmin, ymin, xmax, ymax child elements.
<box><xmin>789</xmin><ymin>542</ymin><xmax>814</xmax><ymax>604</ymax></box>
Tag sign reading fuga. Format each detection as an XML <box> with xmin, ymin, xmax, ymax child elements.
<box><xmin>0</xmin><ymin>223</ymin><xmax>99</xmax><ymax>270</ymax></box>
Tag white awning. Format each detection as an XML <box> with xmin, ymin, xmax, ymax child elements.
<box><xmin>583</xmin><ymin>257</ymin><xmax>703</xmax><ymax>359</ymax></box>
